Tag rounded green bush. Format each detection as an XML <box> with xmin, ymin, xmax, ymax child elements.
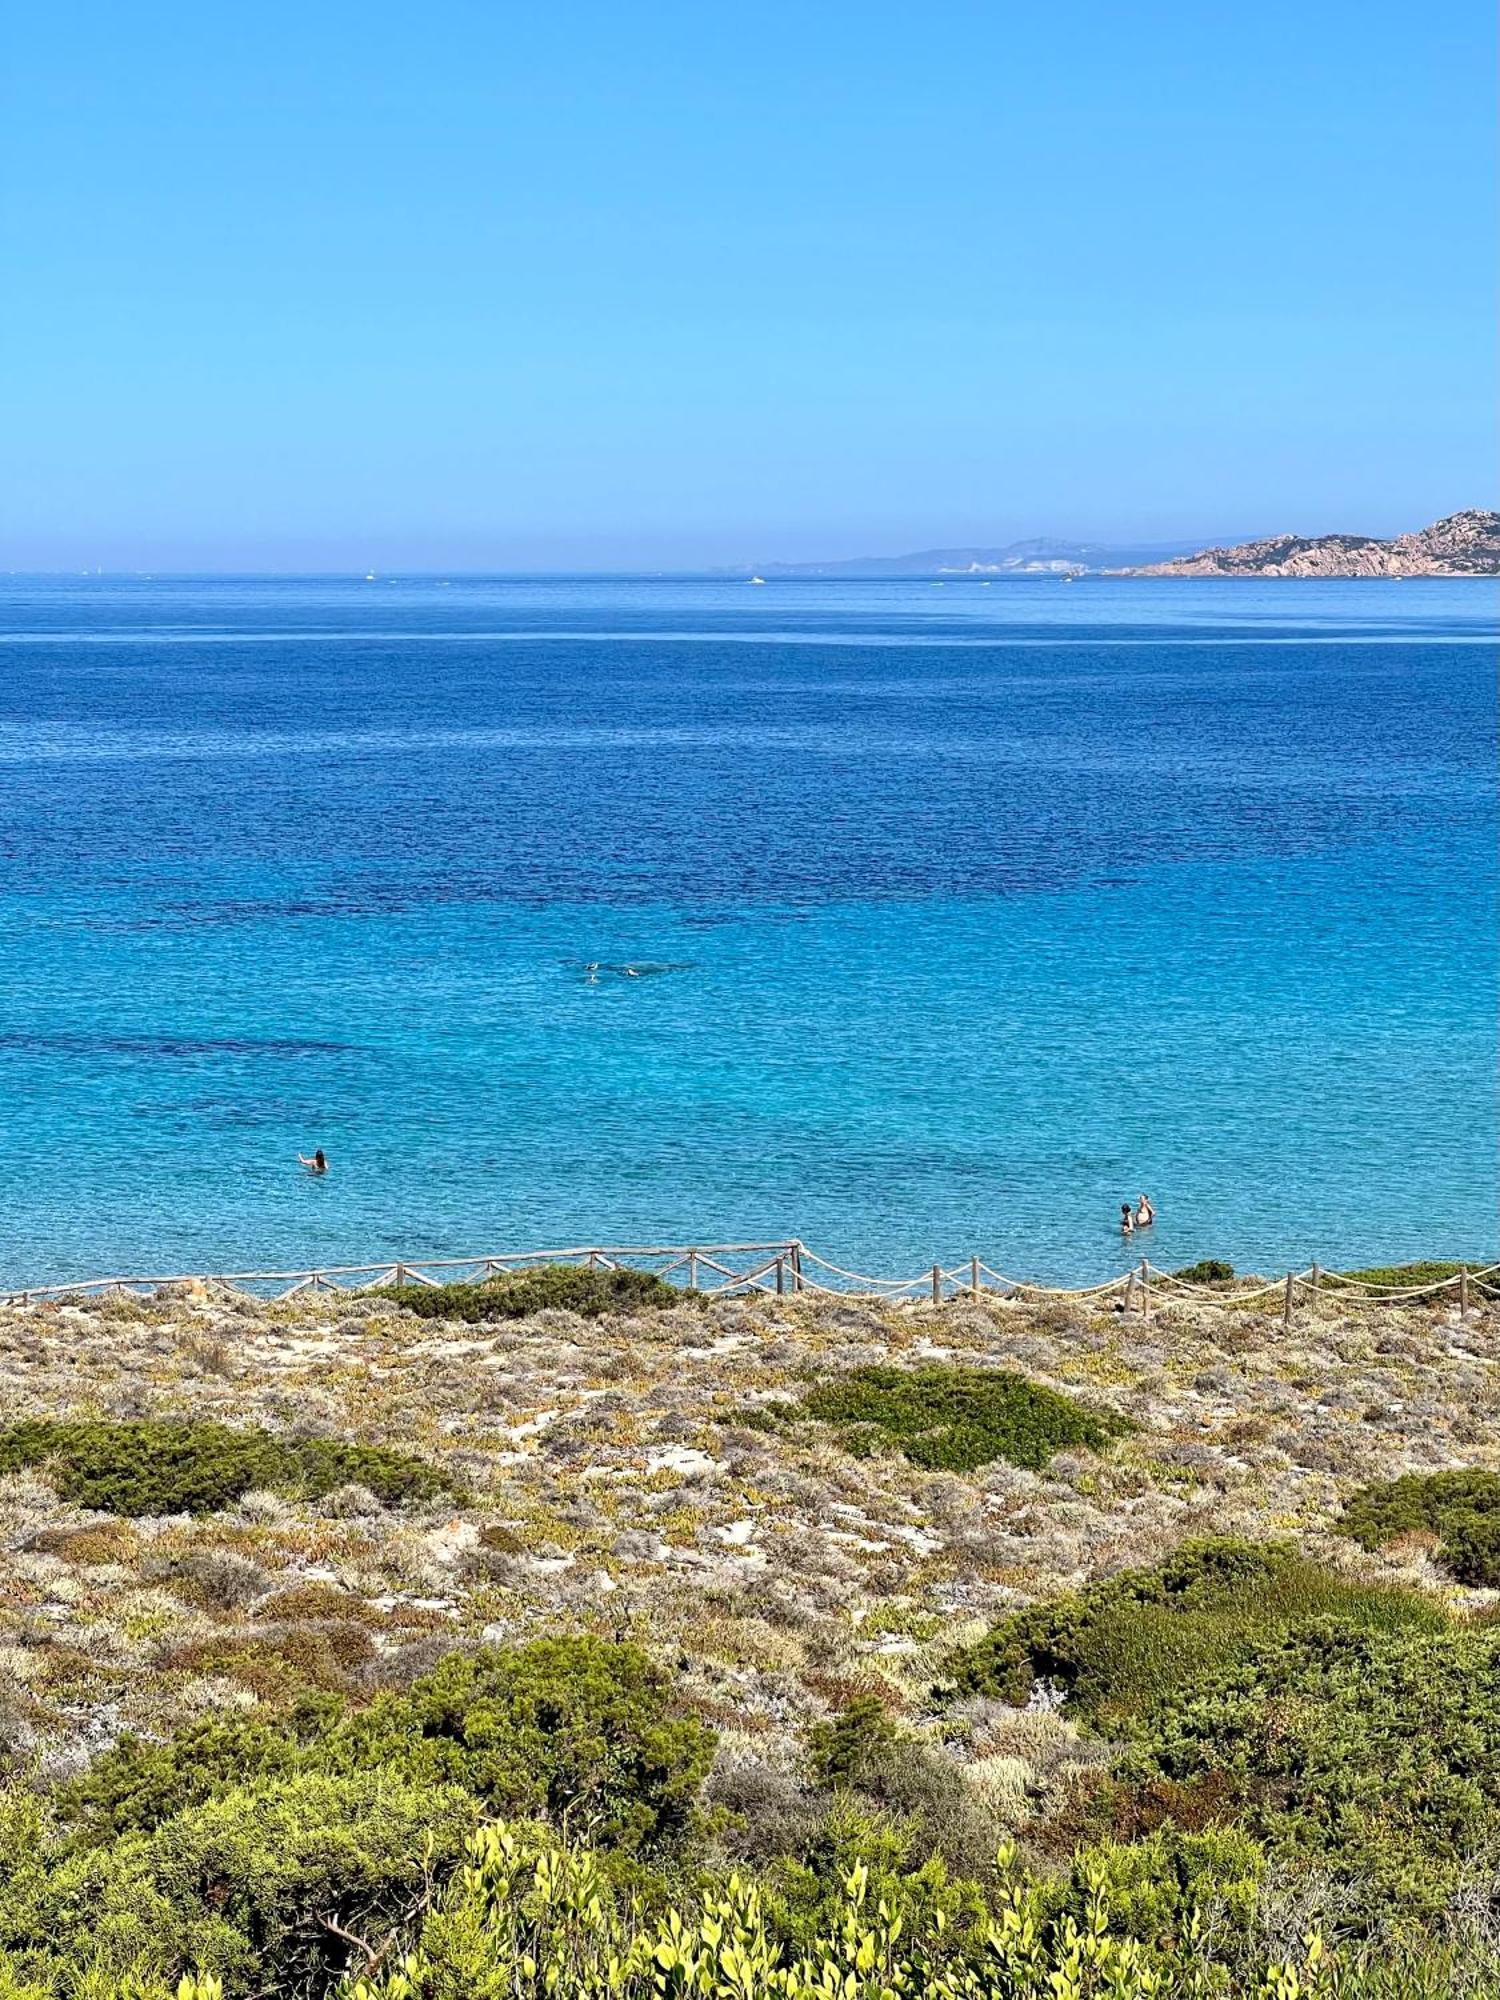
<box><xmin>0</xmin><ymin>1419</ymin><xmax>448</xmax><ymax>1517</ymax></box>
<box><xmin>329</xmin><ymin>1634</ymin><xmax>715</xmax><ymax>1852</ymax></box>
<box><xmin>800</xmin><ymin>1365</ymin><xmax>1130</xmax><ymax>1473</ymax></box>
<box><xmin>57</xmin><ymin>1700</ymin><xmax>341</xmax><ymax>1848</ymax></box>
<box><xmin>4</xmin><ymin>1772</ymin><xmax>479</xmax><ymax>1998</ymax></box>
<box><xmin>948</xmin><ymin>1538</ymin><xmax>1444</xmax><ymax>1726</ymax></box>
<box><xmin>371</xmin><ymin>1263</ymin><xmax>683</xmax><ymax>1321</ymax></box>
<box><xmin>63</xmin><ymin>1636</ymin><xmax>715</xmax><ymax>1861</ymax></box>
<box><xmin>1341</xmin><ymin>1469</ymin><xmax>1500</xmax><ymax>1586</ymax></box>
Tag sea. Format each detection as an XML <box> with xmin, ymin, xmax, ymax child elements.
<box><xmin>0</xmin><ymin>573</ymin><xmax>1494</xmax><ymax>1291</ymax></box>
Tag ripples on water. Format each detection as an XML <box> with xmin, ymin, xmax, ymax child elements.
<box><xmin>0</xmin><ymin>575</ymin><xmax>1494</xmax><ymax>1285</ymax></box>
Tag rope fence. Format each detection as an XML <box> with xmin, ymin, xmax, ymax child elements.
<box><xmin>3</xmin><ymin>1242</ymin><xmax>1496</xmax><ymax>1319</ymax></box>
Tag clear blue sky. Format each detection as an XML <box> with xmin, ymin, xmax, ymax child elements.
<box><xmin>3</xmin><ymin>1</ymin><xmax>1493</xmax><ymax>570</ymax></box>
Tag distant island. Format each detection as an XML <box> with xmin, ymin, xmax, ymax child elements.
<box><xmin>1115</xmin><ymin>508</ymin><xmax>1500</xmax><ymax>578</ymax></box>
<box><xmin>741</xmin><ymin>536</ymin><xmax>1201</xmax><ymax>579</ymax></box>
<box><xmin>747</xmin><ymin>510</ymin><xmax>1499</xmax><ymax>580</ymax></box>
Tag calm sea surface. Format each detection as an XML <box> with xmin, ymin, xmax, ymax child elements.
<box><xmin>0</xmin><ymin>574</ymin><xmax>1494</xmax><ymax>1288</ymax></box>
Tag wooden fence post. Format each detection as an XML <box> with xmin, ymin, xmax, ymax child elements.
<box><xmin>1139</xmin><ymin>1257</ymin><xmax>1149</xmax><ymax>1320</ymax></box>
<box><xmin>1122</xmin><ymin>1268</ymin><xmax>1135</xmax><ymax>1314</ymax></box>
<box><xmin>1283</xmin><ymin>1271</ymin><xmax>1294</xmax><ymax>1330</ymax></box>
<box><xmin>687</xmin><ymin>1250</ymin><xmax>698</xmax><ymax>1290</ymax></box>
<box><xmin>790</xmin><ymin>1244</ymin><xmax>803</xmax><ymax>1293</ymax></box>
<box><xmin>931</xmin><ymin>1264</ymin><xmax>942</xmax><ymax>1305</ymax></box>
<box><xmin>970</xmin><ymin>1256</ymin><xmax>981</xmax><ymax>1300</ymax></box>
<box><xmin>1310</xmin><ymin>1261</ymin><xmax>1320</xmax><ymax>1295</ymax></box>
<box><xmin>775</xmin><ymin>1256</ymin><xmax>785</xmax><ymax>1297</ymax></box>
<box><xmin>1460</xmin><ymin>1266</ymin><xmax>1470</xmax><ymax>1319</ymax></box>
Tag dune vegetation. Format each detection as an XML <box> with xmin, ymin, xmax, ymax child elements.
<box><xmin>0</xmin><ymin>1267</ymin><xmax>1496</xmax><ymax>1995</ymax></box>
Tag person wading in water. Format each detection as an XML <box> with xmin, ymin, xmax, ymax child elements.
<box><xmin>298</xmin><ymin>1149</ymin><xmax>329</xmax><ymax>1175</ymax></box>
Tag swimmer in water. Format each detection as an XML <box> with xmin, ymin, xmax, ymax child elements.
<box><xmin>1120</xmin><ymin>1202</ymin><xmax>1134</xmax><ymax>1237</ymax></box>
<box><xmin>298</xmin><ymin>1149</ymin><xmax>328</xmax><ymax>1175</ymax></box>
<box><xmin>1135</xmin><ymin>1193</ymin><xmax>1155</xmax><ymax>1227</ymax></box>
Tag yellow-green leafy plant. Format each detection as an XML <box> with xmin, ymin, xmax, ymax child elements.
<box><xmin>339</xmin><ymin>1822</ymin><xmax>1342</xmax><ymax>2000</ymax></box>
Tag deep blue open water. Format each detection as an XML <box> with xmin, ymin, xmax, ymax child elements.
<box><xmin>0</xmin><ymin>574</ymin><xmax>1494</xmax><ymax>1288</ymax></box>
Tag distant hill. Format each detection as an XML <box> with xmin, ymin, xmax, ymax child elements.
<box><xmin>1118</xmin><ymin>510</ymin><xmax>1500</xmax><ymax>578</ymax></box>
<box><xmin>746</xmin><ymin>537</ymin><xmax>1201</xmax><ymax>578</ymax></box>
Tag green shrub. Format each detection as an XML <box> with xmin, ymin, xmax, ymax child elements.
<box><xmin>370</xmin><ymin>1263</ymin><xmax>683</xmax><ymax>1321</ymax></box>
<box><xmin>799</xmin><ymin>1365</ymin><xmax>1130</xmax><ymax>1473</ymax></box>
<box><xmin>1172</xmin><ymin>1260</ymin><xmax>1234</xmax><ymax>1283</ymax></box>
<box><xmin>1122</xmin><ymin>1619</ymin><xmax>1500</xmax><ymax>1921</ymax></box>
<box><xmin>0</xmin><ymin>1420</ymin><xmax>448</xmax><ymax>1517</ymax></box>
<box><xmin>798</xmin><ymin>1714</ymin><xmax>1014</xmax><ymax>1890</ymax></box>
<box><xmin>0</xmin><ymin>1773</ymin><xmax>478</xmax><ymax>1997</ymax></box>
<box><xmin>1439</xmin><ymin>1514</ymin><xmax>1500</xmax><ymax>1589</ymax></box>
<box><xmin>758</xmin><ymin>1801</ymin><xmax>992</xmax><ymax>1966</ymax></box>
<box><xmin>159</xmin><ymin>1624</ymin><xmax>377</xmax><ymax>1700</ymax></box>
<box><xmin>948</xmin><ymin>1538</ymin><xmax>1445</xmax><ymax>1728</ymax></box>
<box><xmin>249</xmin><ymin>1817</ymin><xmax>1372</xmax><ymax>2000</ymax></box>
<box><xmin>6</xmin><ymin>1693</ymin><xmax>1500</xmax><ymax>1995</ymax></box>
<box><xmin>806</xmin><ymin>1696</ymin><xmax>897</xmax><ymax>1788</ymax></box>
<box><xmin>328</xmin><ymin>1635</ymin><xmax>713</xmax><ymax>1853</ymax></box>
<box><xmin>0</xmin><ymin>1808</ymin><xmax>1491</xmax><ymax>1999</ymax></box>
<box><xmin>1039</xmin><ymin>1824</ymin><xmax>1264</xmax><ymax>1956</ymax></box>
<box><xmin>1341</xmin><ymin>1470</ymin><xmax>1500</xmax><ymax>1586</ymax></box>
<box><xmin>58</xmin><ymin>1700</ymin><xmax>342</xmax><ymax>1848</ymax></box>
<box><xmin>59</xmin><ymin>1637</ymin><xmax>713</xmax><ymax>1861</ymax></box>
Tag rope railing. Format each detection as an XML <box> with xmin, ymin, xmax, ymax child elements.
<box><xmin>2</xmin><ymin>1242</ymin><xmax>1494</xmax><ymax>1316</ymax></box>
<box><xmin>1309</xmin><ymin>1264</ymin><xmax>1500</xmax><ymax>1299</ymax></box>
<box><xmin>1142</xmin><ymin>1264</ymin><xmax>1297</xmax><ymax>1303</ymax></box>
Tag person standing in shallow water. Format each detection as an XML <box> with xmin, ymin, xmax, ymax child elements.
<box><xmin>1136</xmin><ymin>1194</ymin><xmax>1155</xmax><ymax>1227</ymax></box>
<box><xmin>298</xmin><ymin>1149</ymin><xmax>328</xmax><ymax>1175</ymax></box>
<box><xmin>1120</xmin><ymin>1203</ymin><xmax>1134</xmax><ymax>1237</ymax></box>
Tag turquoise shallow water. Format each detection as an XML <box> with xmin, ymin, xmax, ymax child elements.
<box><xmin>0</xmin><ymin>575</ymin><xmax>1494</xmax><ymax>1287</ymax></box>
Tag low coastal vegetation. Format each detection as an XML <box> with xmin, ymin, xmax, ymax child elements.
<box><xmin>1340</xmin><ymin>1468</ymin><xmax>1500</xmax><ymax>1585</ymax></box>
<box><xmin>56</xmin><ymin>1635</ymin><xmax>711</xmax><ymax>1856</ymax></box>
<box><xmin>0</xmin><ymin>1270</ymin><xmax>1495</xmax><ymax>1994</ymax></box>
<box><xmin>947</xmin><ymin>1536</ymin><xmax>1443</xmax><ymax>1725</ymax></box>
<box><xmin>795</xmin><ymin>1363</ymin><xmax>1131</xmax><ymax>1471</ymax></box>
<box><xmin>368</xmin><ymin>1261</ymin><xmax>682</xmax><ymax>1321</ymax></box>
<box><xmin>1329</xmin><ymin>1261</ymin><xmax>1497</xmax><ymax>1294</ymax></box>
<box><xmin>0</xmin><ymin>1419</ymin><xmax>449</xmax><ymax>1516</ymax></box>
<box><xmin>1116</xmin><ymin>1616</ymin><xmax>1500</xmax><ymax>1921</ymax></box>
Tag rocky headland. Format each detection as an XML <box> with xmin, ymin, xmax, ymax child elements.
<box><xmin>1119</xmin><ymin>507</ymin><xmax>1500</xmax><ymax>577</ymax></box>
